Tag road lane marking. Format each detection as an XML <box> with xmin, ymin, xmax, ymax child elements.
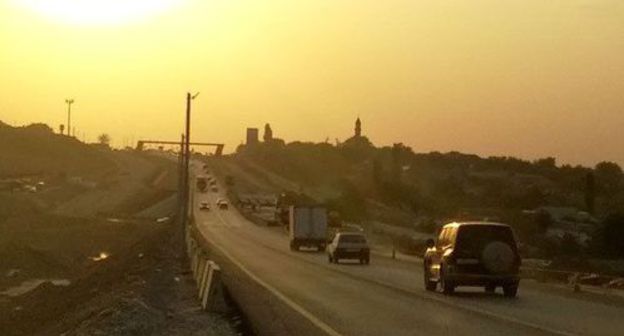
<box><xmin>203</xmin><ymin>209</ymin><xmax>344</xmax><ymax>336</ymax></box>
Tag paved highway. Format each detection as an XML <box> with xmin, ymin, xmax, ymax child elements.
<box><xmin>193</xmin><ymin>173</ymin><xmax>624</xmax><ymax>336</ymax></box>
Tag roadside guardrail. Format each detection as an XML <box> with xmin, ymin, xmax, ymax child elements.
<box><xmin>185</xmin><ymin>211</ymin><xmax>223</xmax><ymax>311</ymax></box>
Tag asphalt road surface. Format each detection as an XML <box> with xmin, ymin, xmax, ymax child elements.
<box><xmin>193</xmin><ymin>172</ymin><xmax>623</xmax><ymax>336</ymax></box>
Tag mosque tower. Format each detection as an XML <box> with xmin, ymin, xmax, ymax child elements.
<box><xmin>355</xmin><ymin>117</ymin><xmax>362</xmax><ymax>137</ymax></box>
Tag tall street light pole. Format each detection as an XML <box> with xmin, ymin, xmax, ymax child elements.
<box><xmin>183</xmin><ymin>92</ymin><xmax>199</xmax><ymax>226</ymax></box>
<box><xmin>65</xmin><ymin>99</ymin><xmax>74</xmax><ymax>137</ymax></box>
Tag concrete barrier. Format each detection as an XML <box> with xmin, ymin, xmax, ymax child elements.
<box><xmin>195</xmin><ymin>256</ymin><xmax>207</xmax><ymax>284</ymax></box>
<box><xmin>201</xmin><ymin>261</ymin><xmax>222</xmax><ymax>310</ymax></box>
<box><xmin>185</xmin><ymin>226</ymin><xmax>223</xmax><ymax>312</ymax></box>
<box><xmin>198</xmin><ymin>259</ymin><xmax>211</xmax><ymax>299</ymax></box>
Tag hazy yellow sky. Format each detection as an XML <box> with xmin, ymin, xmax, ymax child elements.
<box><xmin>1</xmin><ymin>0</ymin><xmax>624</xmax><ymax>166</ymax></box>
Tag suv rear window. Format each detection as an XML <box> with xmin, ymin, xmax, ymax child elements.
<box><xmin>455</xmin><ymin>225</ymin><xmax>516</xmax><ymax>252</ymax></box>
<box><xmin>339</xmin><ymin>235</ymin><xmax>366</xmax><ymax>244</ymax></box>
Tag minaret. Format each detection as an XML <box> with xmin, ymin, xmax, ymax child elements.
<box><xmin>263</xmin><ymin>123</ymin><xmax>273</xmax><ymax>142</ymax></box>
<box><xmin>355</xmin><ymin>117</ymin><xmax>361</xmax><ymax>137</ymax></box>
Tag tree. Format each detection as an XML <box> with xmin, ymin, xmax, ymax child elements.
<box><xmin>97</xmin><ymin>133</ymin><xmax>111</xmax><ymax>146</ymax></box>
<box><xmin>585</xmin><ymin>172</ymin><xmax>595</xmax><ymax>214</ymax></box>
<box><xmin>534</xmin><ymin>157</ymin><xmax>556</xmax><ymax>169</ymax></box>
<box><xmin>594</xmin><ymin>161</ymin><xmax>623</xmax><ymax>196</ymax></box>
<box><xmin>600</xmin><ymin>213</ymin><xmax>624</xmax><ymax>257</ymax></box>
<box><xmin>560</xmin><ymin>233</ymin><xmax>582</xmax><ymax>256</ymax></box>
<box><xmin>519</xmin><ymin>186</ymin><xmax>546</xmax><ymax>209</ymax></box>
<box><xmin>327</xmin><ymin>179</ymin><xmax>367</xmax><ymax>221</ymax></box>
<box><xmin>535</xmin><ymin>210</ymin><xmax>553</xmax><ymax>234</ymax></box>
<box><xmin>391</xmin><ymin>143</ymin><xmax>412</xmax><ymax>183</ymax></box>
<box><xmin>372</xmin><ymin>157</ymin><xmax>383</xmax><ymax>186</ymax></box>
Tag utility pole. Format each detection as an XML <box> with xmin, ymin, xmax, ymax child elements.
<box><xmin>182</xmin><ymin>92</ymin><xmax>199</xmax><ymax>225</ymax></box>
<box><xmin>179</xmin><ymin>134</ymin><xmax>185</xmax><ymax>210</ymax></box>
<box><xmin>65</xmin><ymin>99</ymin><xmax>74</xmax><ymax>137</ymax></box>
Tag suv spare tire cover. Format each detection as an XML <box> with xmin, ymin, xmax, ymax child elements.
<box><xmin>481</xmin><ymin>241</ymin><xmax>514</xmax><ymax>274</ymax></box>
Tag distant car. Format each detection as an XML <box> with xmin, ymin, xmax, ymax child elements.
<box><xmin>216</xmin><ymin>199</ymin><xmax>229</xmax><ymax>210</ymax></box>
<box><xmin>199</xmin><ymin>202</ymin><xmax>210</xmax><ymax>211</ymax></box>
<box><xmin>24</xmin><ymin>185</ymin><xmax>37</xmax><ymax>193</ymax></box>
<box><xmin>423</xmin><ymin>222</ymin><xmax>521</xmax><ymax>297</ymax></box>
<box><xmin>327</xmin><ymin>232</ymin><xmax>370</xmax><ymax>265</ymax></box>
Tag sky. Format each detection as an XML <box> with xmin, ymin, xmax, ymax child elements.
<box><xmin>1</xmin><ymin>0</ymin><xmax>623</xmax><ymax>166</ymax></box>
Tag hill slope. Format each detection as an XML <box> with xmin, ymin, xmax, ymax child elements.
<box><xmin>0</xmin><ymin>122</ymin><xmax>114</xmax><ymax>178</ymax></box>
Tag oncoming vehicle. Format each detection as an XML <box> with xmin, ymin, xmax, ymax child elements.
<box><xmin>327</xmin><ymin>232</ymin><xmax>370</xmax><ymax>265</ymax></box>
<box><xmin>216</xmin><ymin>199</ymin><xmax>229</xmax><ymax>210</ymax></box>
<box><xmin>199</xmin><ymin>202</ymin><xmax>210</xmax><ymax>211</ymax></box>
<box><xmin>196</xmin><ymin>176</ymin><xmax>208</xmax><ymax>192</ymax></box>
<box><xmin>424</xmin><ymin>222</ymin><xmax>521</xmax><ymax>297</ymax></box>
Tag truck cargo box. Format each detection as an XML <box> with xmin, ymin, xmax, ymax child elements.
<box><xmin>289</xmin><ymin>206</ymin><xmax>328</xmax><ymax>251</ymax></box>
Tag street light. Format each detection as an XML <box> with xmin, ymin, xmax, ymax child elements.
<box><xmin>65</xmin><ymin>98</ymin><xmax>74</xmax><ymax>137</ymax></box>
<box><xmin>183</xmin><ymin>91</ymin><xmax>199</xmax><ymax>225</ymax></box>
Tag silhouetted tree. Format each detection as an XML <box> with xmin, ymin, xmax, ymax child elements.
<box><xmin>390</xmin><ymin>143</ymin><xmax>412</xmax><ymax>183</ymax></box>
<box><xmin>327</xmin><ymin>179</ymin><xmax>367</xmax><ymax>220</ymax></box>
<box><xmin>600</xmin><ymin>213</ymin><xmax>624</xmax><ymax>257</ymax></box>
<box><xmin>560</xmin><ymin>233</ymin><xmax>582</xmax><ymax>256</ymax></box>
<box><xmin>519</xmin><ymin>186</ymin><xmax>547</xmax><ymax>209</ymax></box>
<box><xmin>595</xmin><ymin>161</ymin><xmax>623</xmax><ymax>196</ymax></box>
<box><xmin>535</xmin><ymin>210</ymin><xmax>553</xmax><ymax>234</ymax></box>
<box><xmin>372</xmin><ymin>157</ymin><xmax>383</xmax><ymax>186</ymax></box>
<box><xmin>97</xmin><ymin>133</ymin><xmax>111</xmax><ymax>146</ymax></box>
<box><xmin>585</xmin><ymin>172</ymin><xmax>596</xmax><ymax>214</ymax></box>
<box><xmin>534</xmin><ymin>157</ymin><xmax>556</xmax><ymax>169</ymax></box>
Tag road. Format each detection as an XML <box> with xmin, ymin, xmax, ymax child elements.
<box><xmin>193</xmin><ymin>170</ymin><xmax>624</xmax><ymax>336</ymax></box>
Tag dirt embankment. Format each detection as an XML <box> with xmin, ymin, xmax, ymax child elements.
<box><xmin>0</xmin><ymin>122</ymin><xmax>115</xmax><ymax>179</ymax></box>
<box><xmin>0</xmin><ymin>218</ymin><xmax>240</xmax><ymax>336</ymax></box>
<box><xmin>0</xmin><ymin>151</ymin><xmax>244</xmax><ymax>336</ymax></box>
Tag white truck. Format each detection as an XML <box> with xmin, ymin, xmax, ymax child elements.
<box><xmin>289</xmin><ymin>206</ymin><xmax>328</xmax><ymax>251</ymax></box>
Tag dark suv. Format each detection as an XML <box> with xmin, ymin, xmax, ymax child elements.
<box><xmin>423</xmin><ymin>222</ymin><xmax>521</xmax><ymax>297</ymax></box>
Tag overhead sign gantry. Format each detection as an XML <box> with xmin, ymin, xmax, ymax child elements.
<box><xmin>136</xmin><ymin>140</ymin><xmax>224</xmax><ymax>156</ymax></box>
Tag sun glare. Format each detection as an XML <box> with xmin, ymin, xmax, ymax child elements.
<box><xmin>15</xmin><ymin>0</ymin><xmax>181</xmax><ymax>26</ymax></box>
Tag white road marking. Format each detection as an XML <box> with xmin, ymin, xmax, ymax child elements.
<box><xmin>202</xmin><ymin>207</ymin><xmax>344</xmax><ymax>336</ymax></box>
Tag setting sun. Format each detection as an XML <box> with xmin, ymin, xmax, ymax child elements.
<box><xmin>14</xmin><ymin>0</ymin><xmax>182</xmax><ymax>26</ymax></box>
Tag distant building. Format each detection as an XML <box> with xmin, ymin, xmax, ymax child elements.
<box><xmin>339</xmin><ymin>117</ymin><xmax>374</xmax><ymax>160</ymax></box>
<box><xmin>263</xmin><ymin>123</ymin><xmax>273</xmax><ymax>142</ymax></box>
<box><xmin>246</xmin><ymin>128</ymin><xmax>259</xmax><ymax>145</ymax></box>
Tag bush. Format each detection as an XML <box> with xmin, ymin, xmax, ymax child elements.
<box><xmin>600</xmin><ymin>213</ymin><xmax>624</xmax><ymax>257</ymax></box>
